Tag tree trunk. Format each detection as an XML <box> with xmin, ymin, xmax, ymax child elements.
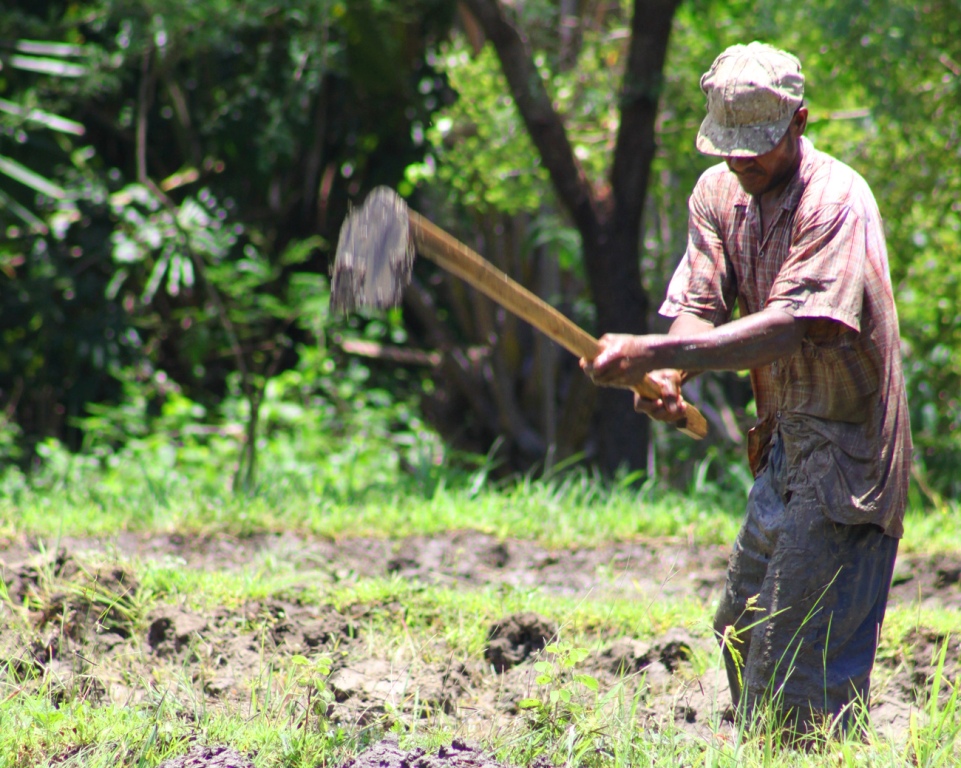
<box><xmin>460</xmin><ymin>0</ymin><xmax>680</xmax><ymax>473</ymax></box>
<box><xmin>584</xmin><ymin>226</ymin><xmax>652</xmax><ymax>471</ymax></box>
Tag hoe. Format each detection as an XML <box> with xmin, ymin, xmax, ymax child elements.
<box><xmin>329</xmin><ymin>187</ymin><xmax>707</xmax><ymax>440</ymax></box>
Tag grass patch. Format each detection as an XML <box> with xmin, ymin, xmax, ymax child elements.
<box><xmin>3</xmin><ymin>455</ymin><xmax>961</xmax><ymax>766</ymax></box>
<box><xmin>3</xmin><ymin>462</ymin><xmax>744</xmax><ymax>548</ymax></box>
<box><xmin>3</xmin><ymin>450</ymin><xmax>957</xmax><ymax>555</ymax></box>
<box><xmin>0</xmin><ymin>691</ymin><xmax>359</xmax><ymax>768</ymax></box>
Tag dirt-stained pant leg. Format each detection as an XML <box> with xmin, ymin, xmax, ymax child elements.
<box><xmin>713</xmin><ymin>436</ymin><xmax>899</xmax><ymax>730</ymax></box>
<box><xmin>713</xmin><ymin>447</ymin><xmax>784</xmax><ymax>708</ymax></box>
<box><xmin>714</xmin><ymin>440</ymin><xmax>784</xmax><ymax>705</ymax></box>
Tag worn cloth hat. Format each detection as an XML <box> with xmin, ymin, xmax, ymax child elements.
<box><xmin>696</xmin><ymin>42</ymin><xmax>804</xmax><ymax>157</ymax></box>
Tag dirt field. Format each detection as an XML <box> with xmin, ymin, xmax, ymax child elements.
<box><xmin>2</xmin><ymin>530</ymin><xmax>960</xmax><ymax>767</ymax></box>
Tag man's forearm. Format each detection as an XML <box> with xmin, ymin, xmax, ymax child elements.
<box><xmin>583</xmin><ymin>308</ymin><xmax>809</xmax><ymax>390</ymax></box>
<box><xmin>666</xmin><ymin>314</ymin><xmax>714</xmax><ymax>383</ymax></box>
<box><xmin>653</xmin><ymin>309</ymin><xmax>808</xmax><ymax>373</ymax></box>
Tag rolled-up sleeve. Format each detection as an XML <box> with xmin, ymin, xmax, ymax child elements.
<box><xmin>660</xmin><ymin>178</ymin><xmax>738</xmax><ymax>327</ymax></box>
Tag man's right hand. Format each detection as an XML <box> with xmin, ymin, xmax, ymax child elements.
<box><xmin>632</xmin><ymin>369</ymin><xmax>688</xmax><ymax>423</ymax></box>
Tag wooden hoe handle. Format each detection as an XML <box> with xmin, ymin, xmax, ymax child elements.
<box><xmin>407</xmin><ymin>211</ymin><xmax>708</xmax><ymax>440</ymax></box>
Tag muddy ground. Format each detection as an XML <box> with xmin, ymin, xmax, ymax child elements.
<box><xmin>2</xmin><ymin>530</ymin><xmax>960</xmax><ymax>767</ymax></box>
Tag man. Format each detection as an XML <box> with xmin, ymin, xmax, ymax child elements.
<box><xmin>582</xmin><ymin>42</ymin><xmax>911</xmax><ymax>733</ymax></box>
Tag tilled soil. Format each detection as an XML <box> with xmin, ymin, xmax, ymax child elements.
<box><xmin>2</xmin><ymin>529</ymin><xmax>960</xmax><ymax>767</ymax></box>
<box><xmin>157</xmin><ymin>745</ymin><xmax>256</xmax><ymax>768</ymax></box>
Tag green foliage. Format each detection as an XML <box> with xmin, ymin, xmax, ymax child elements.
<box><xmin>420</xmin><ymin>9</ymin><xmax>635</xmax><ymax>228</ymax></box>
<box><xmin>63</xmin><ymin>334</ymin><xmax>443</xmax><ymax>500</ymax></box>
<box><xmin>422</xmin><ymin>41</ymin><xmax>551</xmax><ymax>214</ymax></box>
<box><xmin>908</xmin><ymin>636</ymin><xmax>961</xmax><ymax>766</ymax></box>
<box><xmin>513</xmin><ymin>642</ymin><xmax>611</xmax><ymax>766</ymax></box>
<box><xmin>0</xmin><ymin>0</ymin><xmax>454</xmax><ymax>482</ymax></box>
<box><xmin>518</xmin><ymin>643</ymin><xmax>597</xmax><ymax>711</ymax></box>
<box><xmin>288</xmin><ymin>653</ymin><xmax>336</xmax><ymax>736</ymax></box>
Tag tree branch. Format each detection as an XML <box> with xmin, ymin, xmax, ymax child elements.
<box><xmin>611</xmin><ymin>0</ymin><xmax>681</xmax><ymax>232</ymax></box>
<box><xmin>461</xmin><ymin>0</ymin><xmax>599</xmax><ymax>237</ymax></box>
<box><xmin>135</xmin><ymin>46</ymin><xmax>154</xmax><ymax>186</ymax></box>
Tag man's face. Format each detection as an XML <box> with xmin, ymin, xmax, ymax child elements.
<box><xmin>725</xmin><ymin>108</ymin><xmax>808</xmax><ymax>198</ymax></box>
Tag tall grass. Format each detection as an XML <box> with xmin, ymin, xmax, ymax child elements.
<box><xmin>3</xmin><ymin>438</ymin><xmax>958</xmax><ymax>555</ymax></box>
<box><xmin>0</xmin><ymin>434</ymin><xmax>749</xmax><ymax>547</ymax></box>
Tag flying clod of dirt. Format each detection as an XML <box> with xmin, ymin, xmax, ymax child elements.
<box><xmin>339</xmin><ymin>736</ymin><xmax>518</xmax><ymax>768</ymax></box>
<box><xmin>484</xmin><ymin>612</ymin><xmax>557</xmax><ymax>673</ymax></box>
<box><xmin>156</xmin><ymin>744</ymin><xmax>255</xmax><ymax>768</ymax></box>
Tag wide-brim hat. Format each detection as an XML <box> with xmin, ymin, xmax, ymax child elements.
<box><xmin>696</xmin><ymin>42</ymin><xmax>804</xmax><ymax>158</ymax></box>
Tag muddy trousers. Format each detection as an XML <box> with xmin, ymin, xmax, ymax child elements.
<box><xmin>713</xmin><ymin>439</ymin><xmax>899</xmax><ymax>732</ymax></box>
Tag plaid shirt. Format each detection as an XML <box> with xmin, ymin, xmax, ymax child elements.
<box><xmin>661</xmin><ymin>137</ymin><xmax>912</xmax><ymax>537</ymax></box>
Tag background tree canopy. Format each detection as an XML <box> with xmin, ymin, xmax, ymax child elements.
<box><xmin>1</xmin><ymin>0</ymin><xmax>958</xmax><ymax>496</ymax></box>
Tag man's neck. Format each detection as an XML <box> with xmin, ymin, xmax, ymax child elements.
<box><xmin>758</xmin><ymin>147</ymin><xmax>803</xmax><ymax>208</ymax></box>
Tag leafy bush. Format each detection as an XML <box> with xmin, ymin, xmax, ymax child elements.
<box><xmin>0</xmin><ymin>331</ymin><xmax>446</xmax><ymax>501</ymax></box>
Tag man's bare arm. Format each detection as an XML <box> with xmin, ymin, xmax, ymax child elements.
<box><xmin>583</xmin><ymin>308</ymin><xmax>809</xmax><ymax>389</ymax></box>
<box><xmin>664</xmin><ymin>313</ymin><xmax>714</xmax><ymax>384</ymax></box>
<box><xmin>669</xmin><ymin>313</ymin><xmax>716</xmax><ymax>338</ymax></box>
